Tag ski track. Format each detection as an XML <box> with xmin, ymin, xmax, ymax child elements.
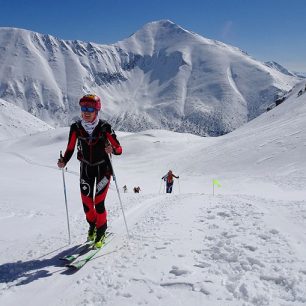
<box><xmin>6</xmin><ymin>151</ymin><xmax>79</xmax><ymax>176</ymax></box>
<box><xmin>1</xmin><ymin>193</ymin><xmax>305</xmax><ymax>306</ymax></box>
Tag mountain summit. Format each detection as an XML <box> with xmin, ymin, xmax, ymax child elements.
<box><xmin>118</xmin><ymin>20</ymin><xmax>197</xmax><ymax>53</ymax></box>
<box><xmin>0</xmin><ymin>20</ymin><xmax>301</xmax><ymax>135</ymax></box>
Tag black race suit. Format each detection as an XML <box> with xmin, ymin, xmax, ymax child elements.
<box><xmin>62</xmin><ymin>119</ymin><xmax>122</xmax><ymax>235</ymax></box>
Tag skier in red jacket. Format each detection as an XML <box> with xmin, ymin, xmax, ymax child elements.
<box><xmin>57</xmin><ymin>94</ymin><xmax>122</xmax><ymax>248</ymax></box>
<box><xmin>162</xmin><ymin>170</ymin><xmax>179</xmax><ymax>193</ymax></box>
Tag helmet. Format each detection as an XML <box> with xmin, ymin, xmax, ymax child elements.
<box><xmin>79</xmin><ymin>94</ymin><xmax>101</xmax><ymax>111</ymax></box>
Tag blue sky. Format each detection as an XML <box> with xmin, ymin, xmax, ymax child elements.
<box><xmin>0</xmin><ymin>0</ymin><xmax>305</xmax><ymax>71</ymax></box>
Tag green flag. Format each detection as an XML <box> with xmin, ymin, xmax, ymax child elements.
<box><xmin>213</xmin><ymin>179</ymin><xmax>221</xmax><ymax>187</ymax></box>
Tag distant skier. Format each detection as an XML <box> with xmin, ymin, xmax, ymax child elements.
<box><xmin>162</xmin><ymin>170</ymin><xmax>179</xmax><ymax>193</ymax></box>
<box><xmin>123</xmin><ymin>185</ymin><xmax>128</xmax><ymax>193</ymax></box>
<box><xmin>57</xmin><ymin>94</ymin><xmax>122</xmax><ymax>248</ymax></box>
<box><xmin>133</xmin><ymin>186</ymin><xmax>141</xmax><ymax>193</ymax></box>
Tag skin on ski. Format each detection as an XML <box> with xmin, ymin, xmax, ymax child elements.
<box><xmin>59</xmin><ymin>241</ymin><xmax>93</xmax><ymax>262</ymax></box>
<box><xmin>66</xmin><ymin>248</ymin><xmax>101</xmax><ymax>269</ymax></box>
<box><xmin>66</xmin><ymin>232</ymin><xmax>115</xmax><ymax>269</ymax></box>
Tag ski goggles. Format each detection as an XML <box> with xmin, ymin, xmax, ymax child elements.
<box><xmin>81</xmin><ymin>106</ymin><xmax>95</xmax><ymax>113</ymax></box>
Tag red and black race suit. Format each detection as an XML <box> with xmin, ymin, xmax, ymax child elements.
<box><xmin>62</xmin><ymin>119</ymin><xmax>122</xmax><ymax>232</ymax></box>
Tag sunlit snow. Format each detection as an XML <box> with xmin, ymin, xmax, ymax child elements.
<box><xmin>0</xmin><ymin>82</ymin><xmax>305</xmax><ymax>305</ymax></box>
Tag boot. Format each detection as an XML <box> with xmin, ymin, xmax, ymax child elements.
<box><xmin>94</xmin><ymin>227</ymin><xmax>106</xmax><ymax>248</ymax></box>
<box><xmin>87</xmin><ymin>222</ymin><xmax>96</xmax><ymax>242</ymax></box>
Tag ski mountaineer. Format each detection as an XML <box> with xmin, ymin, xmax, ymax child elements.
<box><xmin>162</xmin><ymin>170</ymin><xmax>179</xmax><ymax>193</ymax></box>
<box><xmin>57</xmin><ymin>94</ymin><xmax>122</xmax><ymax>248</ymax></box>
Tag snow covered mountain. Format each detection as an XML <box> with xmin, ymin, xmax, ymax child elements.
<box><xmin>264</xmin><ymin>61</ymin><xmax>298</xmax><ymax>77</ymax></box>
<box><xmin>0</xmin><ymin>20</ymin><xmax>301</xmax><ymax>135</ymax></box>
<box><xmin>294</xmin><ymin>71</ymin><xmax>306</xmax><ymax>78</ymax></box>
<box><xmin>0</xmin><ymin>98</ymin><xmax>53</xmax><ymax>141</ymax></box>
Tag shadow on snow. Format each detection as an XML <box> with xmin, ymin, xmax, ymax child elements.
<box><xmin>0</xmin><ymin>243</ymin><xmax>88</xmax><ymax>285</ymax></box>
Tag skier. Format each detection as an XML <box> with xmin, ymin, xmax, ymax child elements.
<box><xmin>57</xmin><ymin>94</ymin><xmax>122</xmax><ymax>248</ymax></box>
<box><xmin>123</xmin><ymin>185</ymin><xmax>128</xmax><ymax>193</ymax></box>
<box><xmin>133</xmin><ymin>186</ymin><xmax>141</xmax><ymax>193</ymax></box>
<box><xmin>162</xmin><ymin>170</ymin><xmax>179</xmax><ymax>193</ymax></box>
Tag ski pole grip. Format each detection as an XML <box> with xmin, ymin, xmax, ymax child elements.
<box><xmin>59</xmin><ymin>150</ymin><xmax>64</xmax><ymax>163</ymax></box>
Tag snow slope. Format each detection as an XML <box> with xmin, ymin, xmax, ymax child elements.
<box><xmin>0</xmin><ymin>98</ymin><xmax>53</xmax><ymax>140</ymax></box>
<box><xmin>0</xmin><ymin>83</ymin><xmax>305</xmax><ymax>305</ymax></box>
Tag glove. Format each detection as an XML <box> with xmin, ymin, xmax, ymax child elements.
<box><xmin>57</xmin><ymin>151</ymin><xmax>66</xmax><ymax>168</ymax></box>
<box><xmin>57</xmin><ymin>158</ymin><xmax>66</xmax><ymax>168</ymax></box>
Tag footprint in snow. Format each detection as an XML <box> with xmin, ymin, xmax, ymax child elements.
<box><xmin>161</xmin><ymin>282</ymin><xmax>210</xmax><ymax>295</ymax></box>
<box><xmin>243</xmin><ymin>245</ymin><xmax>257</xmax><ymax>252</ymax></box>
<box><xmin>155</xmin><ymin>246</ymin><xmax>167</xmax><ymax>250</ymax></box>
<box><xmin>194</xmin><ymin>262</ymin><xmax>211</xmax><ymax>269</ymax></box>
<box><xmin>217</xmin><ymin>211</ymin><xmax>231</xmax><ymax>218</ymax></box>
<box><xmin>169</xmin><ymin>268</ymin><xmax>190</xmax><ymax>276</ymax></box>
<box><xmin>169</xmin><ymin>266</ymin><xmax>191</xmax><ymax>276</ymax></box>
<box><xmin>259</xmin><ymin>234</ymin><xmax>271</xmax><ymax>241</ymax></box>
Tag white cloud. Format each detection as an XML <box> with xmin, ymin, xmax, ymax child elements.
<box><xmin>221</xmin><ymin>20</ymin><xmax>234</xmax><ymax>39</ymax></box>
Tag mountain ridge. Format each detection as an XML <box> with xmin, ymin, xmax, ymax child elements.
<box><xmin>0</xmin><ymin>20</ymin><xmax>301</xmax><ymax>136</ymax></box>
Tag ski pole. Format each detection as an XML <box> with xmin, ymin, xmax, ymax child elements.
<box><xmin>109</xmin><ymin>154</ymin><xmax>130</xmax><ymax>239</ymax></box>
<box><xmin>60</xmin><ymin>151</ymin><xmax>71</xmax><ymax>244</ymax></box>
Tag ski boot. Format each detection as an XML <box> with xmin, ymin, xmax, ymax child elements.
<box><xmin>87</xmin><ymin>223</ymin><xmax>96</xmax><ymax>242</ymax></box>
<box><xmin>94</xmin><ymin>228</ymin><xmax>106</xmax><ymax>248</ymax></box>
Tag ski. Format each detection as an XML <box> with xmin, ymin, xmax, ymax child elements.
<box><xmin>66</xmin><ymin>232</ymin><xmax>115</xmax><ymax>269</ymax></box>
<box><xmin>59</xmin><ymin>241</ymin><xmax>92</xmax><ymax>262</ymax></box>
<box><xmin>60</xmin><ymin>231</ymin><xmax>113</xmax><ymax>263</ymax></box>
